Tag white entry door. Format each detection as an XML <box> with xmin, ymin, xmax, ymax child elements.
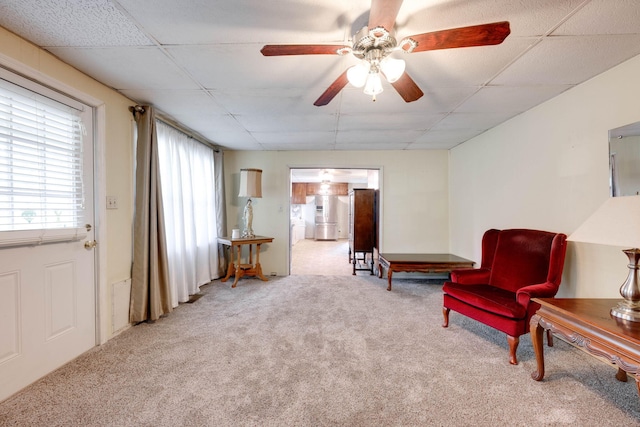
<box><xmin>0</xmin><ymin>73</ymin><xmax>96</xmax><ymax>402</ymax></box>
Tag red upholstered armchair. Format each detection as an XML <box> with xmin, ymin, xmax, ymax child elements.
<box><xmin>442</xmin><ymin>229</ymin><xmax>567</xmax><ymax>365</ymax></box>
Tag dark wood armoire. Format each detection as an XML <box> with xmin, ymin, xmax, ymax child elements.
<box><xmin>348</xmin><ymin>188</ymin><xmax>378</xmax><ymax>275</ymax></box>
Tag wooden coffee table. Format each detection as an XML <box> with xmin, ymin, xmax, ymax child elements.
<box><xmin>530</xmin><ymin>298</ymin><xmax>640</xmax><ymax>396</ymax></box>
<box><xmin>378</xmin><ymin>253</ymin><xmax>474</xmax><ymax>291</ymax></box>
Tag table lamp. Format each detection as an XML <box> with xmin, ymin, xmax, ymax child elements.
<box><xmin>568</xmin><ymin>195</ymin><xmax>640</xmax><ymax>322</ymax></box>
<box><xmin>238</xmin><ymin>168</ymin><xmax>262</xmax><ymax>238</ymax></box>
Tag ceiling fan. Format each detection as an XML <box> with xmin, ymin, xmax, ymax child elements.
<box><xmin>261</xmin><ymin>0</ymin><xmax>510</xmax><ymax>106</ymax></box>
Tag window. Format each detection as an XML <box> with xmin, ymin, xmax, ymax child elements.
<box><xmin>0</xmin><ymin>70</ymin><xmax>89</xmax><ymax>246</ymax></box>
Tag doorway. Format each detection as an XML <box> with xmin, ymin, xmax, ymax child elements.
<box><xmin>289</xmin><ymin>167</ymin><xmax>380</xmax><ymax>275</ymax></box>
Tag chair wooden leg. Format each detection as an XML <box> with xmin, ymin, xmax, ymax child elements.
<box><xmin>616</xmin><ymin>367</ymin><xmax>628</xmax><ymax>382</ymax></box>
<box><xmin>546</xmin><ymin>329</ymin><xmax>553</xmax><ymax>347</ymax></box>
<box><xmin>507</xmin><ymin>335</ymin><xmax>520</xmax><ymax>365</ymax></box>
<box><xmin>442</xmin><ymin>307</ymin><xmax>450</xmax><ymax>328</ymax></box>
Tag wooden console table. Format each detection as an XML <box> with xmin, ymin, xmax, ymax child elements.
<box><xmin>530</xmin><ymin>298</ymin><xmax>640</xmax><ymax>396</ymax></box>
<box><xmin>378</xmin><ymin>253</ymin><xmax>474</xmax><ymax>291</ymax></box>
<box><xmin>218</xmin><ymin>235</ymin><xmax>274</xmax><ymax>288</ymax></box>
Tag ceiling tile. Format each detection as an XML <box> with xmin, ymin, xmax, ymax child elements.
<box><xmin>47</xmin><ymin>46</ymin><xmax>200</xmax><ymax>90</ymax></box>
<box><xmin>120</xmin><ymin>89</ymin><xmax>229</xmax><ymax>116</ymax></box>
<box><xmin>553</xmin><ymin>0</ymin><xmax>640</xmax><ymax>35</ymax></box>
<box><xmin>335</xmin><ymin>129</ymin><xmax>425</xmax><ymax>145</ymax></box>
<box><xmin>252</xmin><ymin>131</ymin><xmax>336</xmax><ymax>145</ymax></box>
<box><xmin>406</xmin><ymin>37</ymin><xmax>534</xmax><ymax>89</ymax></box>
<box><xmin>398</xmin><ymin>0</ymin><xmax>586</xmax><ymax>38</ymax></box>
<box><xmin>338</xmin><ymin>113</ymin><xmax>443</xmax><ymax>131</ymax></box>
<box><xmin>493</xmin><ymin>35</ymin><xmax>640</xmax><ymax>86</ymax></box>
<box><xmin>0</xmin><ymin>0</ymin><xmax>152</xmax><ymax>46</ymax></box>
<box><xmin>456</xmin><ymin>85</ymin><xmax>572</xmax><ymax>113</ymax></box>
<box><xmin>212</xmin><ymin>89</ymin><xmax>339</xmax><ymax>115</ymax></box>
<box><xmin>117</xmin><ymin>0</ymin><xmax>368</xmax><ymax>44</ymax></box>
<box><xmin>234</xmin><ymin>113</ymin><xmax>337</xmax><ymax>133</ymax></box>
<box><xmin>431</xmin><ymin>112</ymin><xmax>517</xmax><ymax>131</ymax></box>
<box><xmin>411</xmin><ymin>129</ymin><xmax>487</xmax><ymax>148</ymax></box>
<box><xmin>168</xmin><ymin>114</ymin><xmax>247</xmax><ymax>135</ymax></box>
<box><xmin>167</xmin><ymin>44</ymin><xmax>355</xmax><ymax>91</ymax></box>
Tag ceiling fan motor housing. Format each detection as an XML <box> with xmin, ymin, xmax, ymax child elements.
<box><xmin>351</xmin><ymin>26</ymin><xmax>397</xmax><ymax>60</ymax></box>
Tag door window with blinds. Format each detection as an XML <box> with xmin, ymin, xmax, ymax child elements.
<box><xmin>0</xmin><ymin>71</ymin><xmax>91</xmax><ymax>247</ymax></box>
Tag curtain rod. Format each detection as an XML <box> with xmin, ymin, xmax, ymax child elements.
<box><xmin>129</xmin><ymin>104</ymin><xmax>220</xmax><ymax>152</ymax></box>
<box><xmin>156</xmin><ymin>114</ymin><xmax>221</xmax><ymax>153</ymax></box>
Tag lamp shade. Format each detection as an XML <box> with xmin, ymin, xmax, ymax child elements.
<box><xmin>568</xmin><ymin>195</ymin><xmax>640</xmax><ymax>247</ymax></box>
<box><xmin>347</xmin><ymin>62</ymin><xmax>370</xmax><ymax>88</ymax></box>
<box><xmin>238</xmin><ymin>168</ymin><xmax>262</xmax><ymax>198</ymax></box>
<box><xmin>364</xmin><ymin>72</ymin><xmax>383</xmax><ymax>96</ymax></box>
<box><xmin>380</xmin><ymin>57</ymin><xmax>405</xmax><ymax>83</ymax></box>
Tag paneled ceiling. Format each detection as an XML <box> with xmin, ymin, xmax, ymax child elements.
<box><xmin>1</xmin><ymin>0</ymin><xmax>639</xmax><ymax>151</ymax></box>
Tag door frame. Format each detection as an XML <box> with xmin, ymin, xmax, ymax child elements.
<box><xmin>0</xmin><ymin>53</ymin><xmax>107</xmax><ymax>345</ymax></box>
<box><xmin>287</xmin><ymin>166</ymin><xmax>384</xmax><ymax>275</ymax></box>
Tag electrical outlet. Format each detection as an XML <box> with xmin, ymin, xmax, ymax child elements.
<box><xmin>106</xmin><ymin>196</ymin><xmax>118</xmax><ymax>209</ymax></box>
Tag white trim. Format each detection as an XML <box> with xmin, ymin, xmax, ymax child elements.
<box><xmin>0</xmin><ymin>66</ymin><xmax>85</xmax><ymax>111</ymax></box>
<box><xmin>286</xmin><ymin>165</ymin><xmax>384</xmax><ymax>275</ymax></box>
<box><xmin>0</xmin><ymin>52</ymin><xmax>103</xmax><ymax>108</ymax></box>
<box><xmin>94</xmin><ymin>104</ymin><xmax>108</xmax><ymax>345</ymax></box>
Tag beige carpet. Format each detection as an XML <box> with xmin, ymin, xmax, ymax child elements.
<box><xmin>1</xmin><ymin>275</ymin><xmax>639</xmax><ymax>426</ymax></box>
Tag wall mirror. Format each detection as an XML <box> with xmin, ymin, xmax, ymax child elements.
<box><xmin>609</xmin><ymin>121</ymin><xmax>640</xmax><ymax>196</ymax></box>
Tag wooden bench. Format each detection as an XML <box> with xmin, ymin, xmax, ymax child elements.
<box><xmin>378</xmin><ymin>253</ymin><xmax>474</xmax><ymax>291</ymax></box>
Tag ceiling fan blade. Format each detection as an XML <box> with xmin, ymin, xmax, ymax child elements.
<box><xmin>407</xmin><ymin>21</ymin><xmax>510</xmax><ymax>53</ymax></box>
<box><xmin>390</xmin><ymin>72</ymin><xmax>424</xmax><ymax>103</ymax></box>
<box><xmin>314</xmin><ymin>70</ymin><xmax>349</xmax><ymax>106</ymax></box>
<box><xmin>368</xmin><ymin>0</ymin><xmax>404</xmax><ymax>32</ymax></box>
<box><xmin>261</xmin><ymin>44</ymin><xmax>347</xmax><ymax>56</ymax></box>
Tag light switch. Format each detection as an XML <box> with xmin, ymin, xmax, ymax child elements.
<box><xmin>106</xmin><ymin>196</ymin><xmax>118</xmax><ymax>209</ymax></box>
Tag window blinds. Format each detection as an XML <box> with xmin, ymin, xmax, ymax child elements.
<box><xmin>0</xmin><ymin>77</ymin><xmax>86</xmax><ymax>243</ymax></box>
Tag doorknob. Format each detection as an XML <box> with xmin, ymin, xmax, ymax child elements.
<box><xmin>84</xmin><ymin>240</ymin><xmax>97</xmax><ymax>249</ymax></box>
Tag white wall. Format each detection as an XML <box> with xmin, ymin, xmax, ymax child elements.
<box><xmin>223</xmin><ymin>150</ymin><xmax>449</xmax><ymax>275</ymax></box>
<box><xmin>450</xmin><ymin>54</ymin><xmax>640</xmax><ymax>298</ymax></box>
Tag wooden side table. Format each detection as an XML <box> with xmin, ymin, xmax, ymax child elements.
<box><xmin>530</xmin><ymin>298</ymin><xmax>640</xmax><ymax>396</ymax></box>
<box><xmin>218</xmin><ymin>235</ymin><xmax>274</xmax><ymax>288</ymax></box>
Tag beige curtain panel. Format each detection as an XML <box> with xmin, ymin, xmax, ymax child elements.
<box><xmin>129</xmin><ymin>105</ymin><xmax>172</xmax><ymax>323</ymax></box>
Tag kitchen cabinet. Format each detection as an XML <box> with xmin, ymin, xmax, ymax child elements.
<box><xmin>292</xmin><ymin>183</ymin><xmax>307</xmax><ymax>204</ymax></box>
<box><xmin>305</xmin><ymin>182</ymin><xmax>348</xmax><ymax>196</ymax></box>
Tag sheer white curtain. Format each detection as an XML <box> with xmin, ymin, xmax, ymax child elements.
<box><xmin>156</xmin><ymin>121</ymin><xmax>219</xmax><ymax>306</ymax></box>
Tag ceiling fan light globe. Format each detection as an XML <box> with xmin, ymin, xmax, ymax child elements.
<box><xmin>347</xmin><ymin>63</ymin><xmax>369</xmax><ymax>88</ymax></box>
<box><xmin>363</xmin><ymin>72</ymin><xmax>383</xmax><ymax>96</ymax></box>
<box><xmin>380</xmin><ymin>57</ymin><xmax>405</xmax><ymax>83</ymax></box>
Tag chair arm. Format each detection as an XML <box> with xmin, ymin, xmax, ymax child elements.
<box><xmin>450</xmin><ymin>268</ymin><xmax>491</xmax><ymax>284</ymax></box>
<box><xmin>516</xmin><ymin>282</ymin><xmax>558</xmax><ymax>307</ymax></box>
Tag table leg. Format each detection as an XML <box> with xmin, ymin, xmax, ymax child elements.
<box><xmin>221</xmin><ymin>244</ymin><xmax>234</xmax><ymax>282</ymax></box>
<box><xmin>232</xmin><ymin>245</ymin><xmax>242</xmax><ymax>288</ymax></box>
<box><xmin>530</xmin><ymin>314</ymin><xmax>545</xmax><ymax>381</ymax></box>
<box><xmin>255</xmin><ymin>243</ymin><xmax>268</xmax><ymax>281</ymax></box>
<box><xmin>387</xmin><ymin>268</ymin><xmax>393</xmax><ymax>291</ymax></box>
